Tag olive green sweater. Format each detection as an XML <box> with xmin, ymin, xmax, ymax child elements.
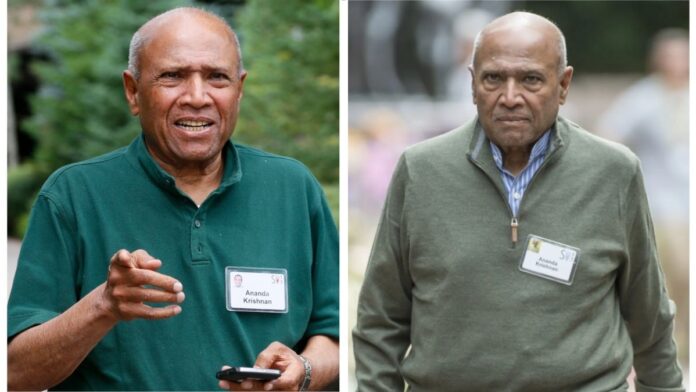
<box><xmin>353</xmin><ymin>117</ymin><xmax>683</xmax><ymax>392</ymax></box>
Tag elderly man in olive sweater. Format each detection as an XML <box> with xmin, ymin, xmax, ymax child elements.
<box><xmin>353</xmin><ymin>11</ymin><xmax>684</xmax><ymax>392</ymax></box>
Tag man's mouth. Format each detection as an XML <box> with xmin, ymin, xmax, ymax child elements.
<box><xmin>497</xmin><ymin>116</ymin><xmax>529</xmax><ymax>122</ymax></box>
<box><xmin>175</xmin><ymin>119</ymin><xmax>214</xmax><ymax>131</ymax></box>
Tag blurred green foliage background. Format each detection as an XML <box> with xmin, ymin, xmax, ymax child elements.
<box><xmin>8</xmin><ymin>0</ymin><xmax>339</xmax><ymax>237</ymax></box>
<box><xmin>519</xmin><ymin>1</ymin><xmax>689</xmax><ymax>74</ymax></box>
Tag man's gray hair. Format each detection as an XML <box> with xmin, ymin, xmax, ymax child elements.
<box><xmin>127</xmin><ymin>7</ymin><xmax>244</xmax><ymax>80</ymax></box>
<box><xmin>470</xmin><ymin>14</ymin><xmax>568</xmax><ymax>76</ymax></box>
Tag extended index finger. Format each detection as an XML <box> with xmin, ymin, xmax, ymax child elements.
<box><xmin>110</xmin><ymin>249</ymin><xmax>137</xmax><ymax>269</ymax></box>
<box><xmin>131</xmin><ymin>249</ymin><xmax>156</xmax><ymax>268</ymax></box>
<box><xmin>110</xmin><ymin>249</ymin><xmax>162</xmax><ymax>271</ymax></box>
<box><xmin>129</xmin><ymin>268</ymin><xmax>183</xmax><ymax>293</ymax></box>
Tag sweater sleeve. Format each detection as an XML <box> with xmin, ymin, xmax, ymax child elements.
<box><xmin>353</xmin><ymin>155</ymin><xmax>413</xmax><ymax>392</ymax></box>
<box><xmin>617</xmin><ymin>163</ymin><xmax>684</xmax><ymax>391</ymax></box>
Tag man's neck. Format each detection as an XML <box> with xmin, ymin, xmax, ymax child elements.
<box><xmin>154</xmin><ymin>154</ymin><xmax>225</xmax><ymax>207</ymax></box>
<box><xmin>501</xmin><ymin>147</ymin><xmax>532</xmax><ymax>177</ymax></box>
<box><xmin>174</xmin><ymin>167</ymin><xmax>224</xmax><ymax>207</ymax></box>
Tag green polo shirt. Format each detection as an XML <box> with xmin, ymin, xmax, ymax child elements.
<box><xmin>8</xmin><ymin>135</ymin><xmax>339</xmax><ymax>390</ymax></box>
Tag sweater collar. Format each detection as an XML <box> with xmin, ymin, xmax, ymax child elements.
<box><xmin>468</xmin><ymin>116</ymin><xmax>566</xmax><ymax>163</ymax></box>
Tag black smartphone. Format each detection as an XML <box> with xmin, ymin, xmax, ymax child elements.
<box><xmin>216</xmin><ymin>367</ymin><xmax>282</xmax><ymax>382</ymax></box>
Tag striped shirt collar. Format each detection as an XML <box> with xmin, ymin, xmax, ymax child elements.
<box><xmin>489</xmin><ymin>129</ymin><xmax>552</xmax><ymax>217</ymax></box>
<box><xmin>490</xmin><ymin>130</ymin><xmax>552</xmax><ymax>175</ymax></box>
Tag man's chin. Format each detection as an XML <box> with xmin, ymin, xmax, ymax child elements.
<box><xmin>495</xmin><ymin>120</ymin><xmax>532</xmax><ymax>133</ymax></box>
<box><xmin>494</xmin><ymin>125</ymin><xmax>530</xmax><ymax>138</ymax></box>
<box><xmin>166</xmin><ymin>145</ymin><xmax>221</xmax><ymax>165</ymax></box>
<box><xmin>488</xmin><ymin>131</ymin><xmax>537</xmax><ymax>152</ymax></box>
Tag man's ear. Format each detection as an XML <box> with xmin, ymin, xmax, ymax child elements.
<box><xmin>123</xmin><ymin>70</ymin><xmax>140</xmax><ymax>116</ymax></box>
<box><xmin>559</xmin><ymin>66</ymin><xmax>574</xmax><ymax>105</ymax></box>
<box><xmin>468</xmin><ymin>64</ymin><xmax>477</xmax><ymax>104</ymax></box>
<box><xmin>237</xmin><ymin>70</ymin><xmax>248</xmax><ymax>102</ymax></box>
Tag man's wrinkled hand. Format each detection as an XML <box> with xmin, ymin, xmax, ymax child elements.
<box><xmin>101</xmin><ymin>249</ymin><xmax>185</xmax><ymax>321</ymax></box>
<box><xmin>219</xmin><ymin>342</ymin><xmax>306</xmax><ymax>391</ymax></box>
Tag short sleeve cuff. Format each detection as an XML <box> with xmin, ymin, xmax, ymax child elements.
<box><xmin>305</xmin><ymin>323</ymin><xmax>339</xmax><ymax>340</ymax></box>
<box><xmin>8</xmin><ymin>310</ymin><xmax>60</xmax><ymax>340</ymax></box>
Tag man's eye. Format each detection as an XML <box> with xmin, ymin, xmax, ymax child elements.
<box><xmin>160</xmin><ymin>72</ymin><xmax>180</xmax><ymax>79</ymax></box>
<box><xmin>210</xmin><ymin>73</ymin><xmax>229</xmax><ymax>80</ymax></box>
<box><xmin>524</xmin><ymin>75</ymin><xmax>542</xmax><ymax>83</ymax></box>
<box><xmin>483</xmin><ymin>74</ymin><xmax>501</xmax><ymax>83</ymax></box>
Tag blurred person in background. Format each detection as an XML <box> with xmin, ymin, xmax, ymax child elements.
<box><xmin>597</xmin><ymin>28</ymin><xmax>689</xmax><ymax>365</ymax></box>
<box><xmin>7</xmin><ymin>7</ymin><xmax>338</xmax><ymax>391</ymax></box>
<box><xmin>447</xmin><ymin>9</ymin><xmax>494</xmax><ymax>103</ymax></box>
<box><xmin>350</xmin><ymin>111</ymin><xmax>410</xmax><ymax>212</ymax></box>
<box><xmin>353</xmin><ymin>11</ymin><xmax>683</xmax><ymax>391</ymax></box>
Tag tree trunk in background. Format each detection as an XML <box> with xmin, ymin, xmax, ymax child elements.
<box><xmin>8</xmin><ymin>83</ymin><xmax>18</xmax><ymax>168</ymax></box>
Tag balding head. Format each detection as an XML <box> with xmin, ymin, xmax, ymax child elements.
<box><xmin>128</xmin><ymin>7</ymin><xmax>243</xmax><ymax>80</ymax></box>
<box><xmin>471</xmin><ymin>12</ymin><xmax>567</xmax><ymax>75</ymax></box>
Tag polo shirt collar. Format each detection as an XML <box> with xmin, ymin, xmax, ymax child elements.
<box><xmin>127</xmin><ymin>133</ymin><xmax>243</xmax><ymax>192</ymax></box>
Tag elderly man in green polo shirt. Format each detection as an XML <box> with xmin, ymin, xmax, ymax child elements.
<box><xmin>353</xmin><ymin>11</ymin><xmax>683</xmax><ymax>392</ymax></box>
<box><xmin>8</xmin><ymin>7</ymin><xmax>338</xmax><ymax>391</ymax></box>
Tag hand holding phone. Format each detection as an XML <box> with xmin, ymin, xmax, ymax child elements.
<box><xmin>216</xmin><ymin>366</ymin><xmax>281</xmax><ymax>382</ymax></box>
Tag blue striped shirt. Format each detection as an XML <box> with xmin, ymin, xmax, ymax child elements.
<box><xmin>490</xmin><ymin>130</ymin><xmax>551</xmax><ymax>217</ymax></box>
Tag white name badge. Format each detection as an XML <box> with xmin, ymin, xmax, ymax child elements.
<box><xmin>519</xmin><ymin>235</ymin><xmax>580</xmax><ymax>285</ymax></box>
<box><xmin>225</xmin><ymin>267</ymin><xmax>288</xmax><ymax>313</ymax></box>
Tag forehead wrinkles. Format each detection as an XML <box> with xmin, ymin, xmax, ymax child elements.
<box><xmin>141</xmin><ymin>13</ymin><xmax>238</xmax><ymax>62</ymax></box>
<box><xmin>143</xmin><ymin>26</ymin><xmax>236</xmax><ymax>71</ymax></box>
<box><xmin>479</xmin><ymin>62</ymin><xmax>547</xmax><ymax>77</ymax></box>
<box><xmin>476</xmin><ymin>24</ymin><xmax>559</xmax><ymax>71</ymax></box>
<box><xmin>159</xmin><ymin>42</ymin><xmax>233</xmax><ymax>65</ymax></box>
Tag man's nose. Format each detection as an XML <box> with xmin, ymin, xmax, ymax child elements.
<box><xmin>499</xmin><ymin>78</ymin><xmax>523</xmax><ymax>108</ymax></box>
<box><xmin>181</xmin><ymin>75</ymin><xmax>212</xmax><ymax>108</ymax></box>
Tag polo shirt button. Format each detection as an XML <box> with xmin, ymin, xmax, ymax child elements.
<box><xmin>513</xmin><ymin>192</ymin><xmax>522</xmax><ymax>200</ymax></box>
<box><xmin>194</xmin><ymin>220</ymin><xmax>201</xmax><ymax>228</ymax></box>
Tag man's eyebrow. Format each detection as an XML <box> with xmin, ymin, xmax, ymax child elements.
<box><xmin>479</xmin><ymin>68</ymin><xmax>503</xmax><ymax>76</ymax></box>
<box><xmin>479</xmin><ymin>67</ymin><xmax>546</xmax><ymax>75</ymax></box>
<box><xmin>518</xmin><ymin>68</ymin><xmax>546</xmax><ymax>74</ymax></box>
<box><xmin>155</xmin><ymin>64</ymin><xmax>234</xmax><ymax>72</ymax></box>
